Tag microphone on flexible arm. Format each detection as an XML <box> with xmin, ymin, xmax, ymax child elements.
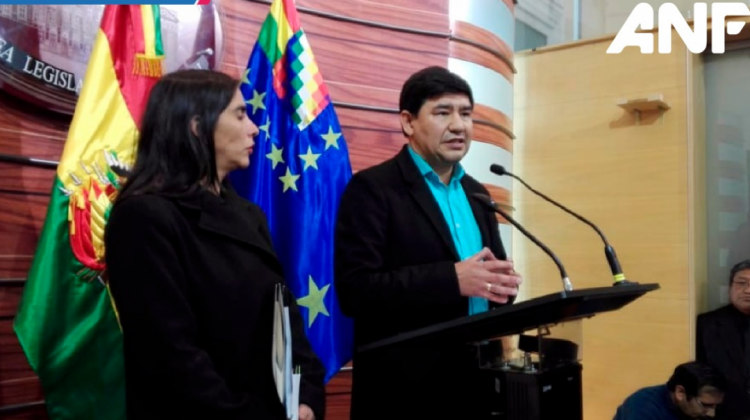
<box><xmin>489</xmin><ymin>164</ymin><xmax>637</xmax><ymax>287</ymax></box>
<box><xmin>471</xmin><ymin>193</ymin><xmax>574</xmax><ymax>296</ymax></box>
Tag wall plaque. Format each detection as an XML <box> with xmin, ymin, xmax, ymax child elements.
<box><xmin>0</xmin><ymin>4</ymin><xmax>223</xmax><ymax>114</ymax></box>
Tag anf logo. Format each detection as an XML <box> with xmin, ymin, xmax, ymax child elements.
<box><xmin>607</xmin><ymin>2</ymin><xmax>750</xmax><ymax>54</ymax></box>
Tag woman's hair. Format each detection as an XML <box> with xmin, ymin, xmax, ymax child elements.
<box><xmin>116</xmin><ymin>69</ymin><xmax>240</xmax><ymax>201</ymax></box>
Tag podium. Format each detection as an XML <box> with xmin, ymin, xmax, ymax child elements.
<box><xmin>359</xmin><ymin>283</ymin><xmax>660</xmax><ymax>420</ymax></box>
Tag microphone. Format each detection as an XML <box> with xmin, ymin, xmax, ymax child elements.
<box><xmin>490</xmin><ymin>164</ymin><xmax>636</xmax><ymax>286</ymax></box>
<box><xmin>471</xmin><ymin>193</ymin><xmax>573</xmax><ymax>295</ymax></box>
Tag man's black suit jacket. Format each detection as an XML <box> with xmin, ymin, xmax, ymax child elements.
<box><xmin>335</xmin><ymin>146</ymin><xmax>510</xmax><ymax>419</ymax></box>
<box><xmin>697</xmin><ymin>305</ymin><xmax>750</xmax><ymax>420</ymax></box>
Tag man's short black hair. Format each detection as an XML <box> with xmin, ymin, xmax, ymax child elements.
<box><xmin>729</xmin><ymin>259</ymin><xmax>750</xmax><ymax>285</ymax></box>
<box><xmin>398</xmin><ymin>66</ymin><xmax>474</xmax><ymax>116</ymax></box>
<box><xmin>666</xmin><ymin>362</ymin><xmax>726</xmax><ymax>397</ymax></box>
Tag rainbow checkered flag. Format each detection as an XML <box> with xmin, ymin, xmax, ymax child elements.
<box><xmin>229</xmin><ymin>0</ymin><xmax>353</xmax><ymax>382</ymax></box>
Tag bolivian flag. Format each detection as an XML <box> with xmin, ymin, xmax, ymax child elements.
<box><xmin>14</xmin><ymin>6</ymin><xmax>164</xmax><ymax>420</ymax></box>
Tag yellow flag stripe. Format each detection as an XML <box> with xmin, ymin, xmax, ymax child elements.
<box><xmin>140</xmin><ymin>5</ymin><xmax>156</xmax><ymax>57</ymax></box>
<box><xmin>57</xmin><ymin>29</ymin><xmax>139</xmax><ymax>188</ymax></box>
<box><xmin>270</xmin><ymin>0</ymin><xmax>295</xmax><ymax>56</ymax></box>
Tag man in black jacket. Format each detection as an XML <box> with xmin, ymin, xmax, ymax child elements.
<box><xmin>334</xmin><ymin>66</ymin><xmax>522</xmax><ymax>419</ymax></box>
<box><xmin>697</xmin><ymin>259</ymin><xmax>750</xmax><ymax>420</ymax></box>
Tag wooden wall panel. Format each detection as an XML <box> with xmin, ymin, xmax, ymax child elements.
<box><xmin>0</xmin><ymin>0</ymin><xmax>451</xmax><ymax>418</ymax></box>
<box><xmin>343</xmin><ymin>128</ymin><xmax>405</xmax><ymax>173</ymax></box>
<box><xmin>336</xmin><ymin>107</ymin><xmax>404</xmax><ymax>172</ymax></box>
<box><xmin>219</xmin><ymin>0</ymin><xmax>449</xmax><ymax>87</ymax></box>
<box><xmin>0</xmin><ymin>193</ymin><xmax>48</xmax><ymax>258</ymax></box>
<box><xmin>474</xmin><ymin>105</ymin><xmax>512</xmax><ymax>133</ymax></box>
<box><xmin>513</xmin><ymin>32</ymin><xmax>701</xmax><ymax>419</ymax></box>
<box><xmin>0</xmin><ymin>192</ymin><xmax>48</xmax><ymax>282</ymax></box>
<box><xmin>299</xmin><ymin>0</ymin><xmax>449</xmax><ymax>32</ymax></box>
<box><xmin>0</xmin><ymin>320</ymin><xmax>36</xmax><ymax>383</ymax></box>
<box><xmin>325</xmin><ymin>368</ymin><xmax>352</xmax><ymax>419</ymax></box>
<box><xmin>298</xmin><ymin>20</ymin><xmax>444</xmax><ymax>107</ymax></box>
<box><xmin>0</xmin><ymin>91</ymin><xmax>67</xmax><ymax>161</ymax></box>
<box><xmin>688</xmin><ymin>52</ymin><xmax>707</xmax><ymax>319</ymax></box>
<box><xmin>449</xmin><ymin>41</ymin><xmax>513</xmax><ymax>81</ymax></box>
<box><xmin>0</xmin><ymin>286</ymin><xmax>22</xmax><ymax>318</ymax></box>
<box><xmin>2</xmin><ymin>405</ymin><xmax>48</xmax><ymax>420</ymax></box>
<box><xmin>328</xmin><ymin>82</ymin><xmax>399</xmax><ymax>109</ymax></box>
<box><xmin>302</xmin><ymin>23</ymin><xmax>447</xmax><ymax>91</ymax></box>
<box><xmin>0</xmin><ymin>193</ymin><xmax>48</xmax><ymax>234</ymax></box>
<box><xmin>0</xmin><ymin>225</ymin><xmax>37</xmax><ymax>275</ymax></box>
<box><xmin>0</xmin><ymin>320</ymin><xmax>44</xmax><ymax>409</ymax></box>
<box><xmin>473</xmin><ymin>123</ymin><xmax>513</xmax><ymax>153</ymax></box>
<box><xmin>0</xmin><ymin>165</ymin><xmax>56</xmax><ymax>195</ymax></box>
<box><xmin>0</xmin><ymin>258</ymin><xmax>33</xmax><ymax>281</ymax></box>
<box><xmin>326</xmin><ymin>394</ymin><xmax>352</xmax><ymax>420</ymax></box>
<box><xmin>368</xmin><ymin>0</ymin><xmax>448</xmax><ymax>15</ymax></box>
<box><xmin>451</xmin><ymin>20</ymin><xmax>514</xmax><ymax>78</ymax></box>
<box><xmin>0</xmin><ymin>72</ymin><xmax>99</xmax><ymax>420</ymax></box>
<box><xmin>0</xmin><ymin>377</ymin><xmax>43</xmax><ymax>410</ymax></box>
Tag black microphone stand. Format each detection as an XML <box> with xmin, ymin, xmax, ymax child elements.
<box><xmin>490</xmin><ymin>165</ymin><xmax>638</xmax><ymax>287</ymax></box>
<box><xmin>471</xmin><ymin>193</ymin><xmax>573</xmax><ymax>296</ymax></box>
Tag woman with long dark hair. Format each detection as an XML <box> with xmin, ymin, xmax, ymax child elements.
<box><xmin>105</xmin><ymin>69</ymin><xmax>325</xmax><ymax>420</ymax></box>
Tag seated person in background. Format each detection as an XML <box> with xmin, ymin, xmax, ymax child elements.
<box><xmin>697</xmin><ymin>259</ymin><xmax>750</xmax><ymax>420</ymax></box>
<box><xmin>613</xmin><ymin>361</ymin><xmax>726</xmax><ymax>420</ymax></box>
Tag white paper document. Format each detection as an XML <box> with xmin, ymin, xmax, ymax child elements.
<box><xmin>271</xmin><ymin>283</ymin><xmax>301</xmax><ymax>420</ymax></box>
<box><xmin>291</xmin><ymin>370</ymin><xmax>301</xmax><ymax>420</ymax></box>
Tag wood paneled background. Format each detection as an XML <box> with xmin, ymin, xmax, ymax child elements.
<box><xmin>513</xmin><ymin>29</ymin><xmax>705</xmax><ymax>420</ymax></box>
<box><xmin>0</xmin><ymin>0</ymin><xmax>515</xmax><ymax>418</ymax></box>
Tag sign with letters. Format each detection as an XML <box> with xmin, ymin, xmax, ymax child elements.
<box><xmin>0</xmin><ymin>36</ymin><xmax>79</xmax><ymax>94</ymax></box>
<box><xmin>608</xmin><ymin>2</ymin><xmax>750</xmax><ymax>54</ymax></box>
<box><xmin>0</xmin><ymin>4</ymin><xmax>223</xmax><ymax>114</ymax></box>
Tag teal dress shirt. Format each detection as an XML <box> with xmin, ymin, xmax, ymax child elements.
<box><xmin>408</xmin><ymin>146</ymin><xmax>488</xmax><ymax>314</ymax></box>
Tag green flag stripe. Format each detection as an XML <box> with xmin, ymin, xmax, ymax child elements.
<box><xmin>258</xmin><ymin>14</ymin><xmax>282</xmax><ymax>65</ymax></box>
<box><xmin>14</xmin><ymin>177</ymin><xmax>125</xmax><ymax>420</ymax></box>
<box><xmin>151</xmin><ymin>5</ymin><xmax>164</xmax><ymax>57</ymax></box>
